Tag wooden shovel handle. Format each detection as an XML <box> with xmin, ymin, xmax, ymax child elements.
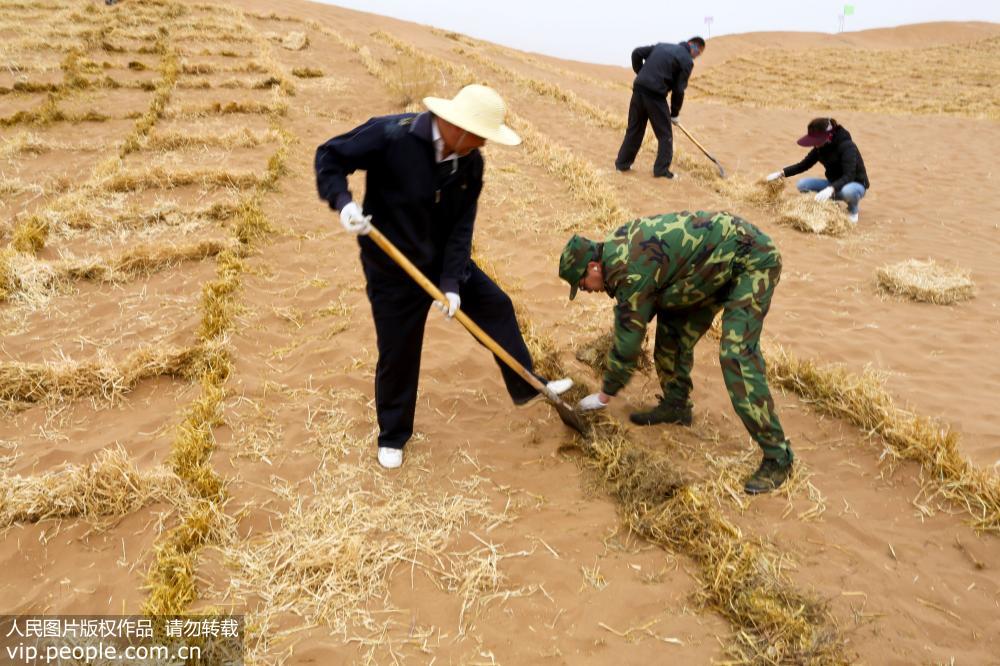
<box><xmin>366</xmin><ymin>226</ymin><xmax>550</xmax><ymax>396</ymax></box>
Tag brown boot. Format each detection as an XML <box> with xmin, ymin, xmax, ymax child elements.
<box><xmin>743</xmin><ymin>457</ymin><xmax>794</xmax><ymax>495</ymax></box>
<box><xmin>629</xmin><ymin>399</ymin><xmax>692</xmax><ymax>426</ymax></box>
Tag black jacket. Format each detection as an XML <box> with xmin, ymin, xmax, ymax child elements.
<box><xmin>315</xmin><ymin>112</ymin><xmax>483</xmax><ymax>294</ymax></box>
<box><xmin>783</xmin><ymin>126</ymin><xmax>870</xmax><ymax>192</ymax></box>
<box><xmin>631</xmin><ymin>42</ymin><xmax>694</xmax><ymax>116</ymax></box>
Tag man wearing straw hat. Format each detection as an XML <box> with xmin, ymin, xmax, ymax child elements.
<box><xmin>558</xmin><ymin>211</ymin><xmax>794</xmax><ymax>494</ymax></box>
<box><xmin>315</xmin><ymin>84</ymin><xmax>572</xmax><ymax>469</ymax></box>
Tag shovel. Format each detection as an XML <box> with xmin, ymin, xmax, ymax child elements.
<box><xmin>364</xmin><ymin>223</ymin><xmax>589</xmax><ymax>437</ymax></box>
<box><xmin>675</xmin><ymin>121</ymin><xmax>726</xmax><ymax>178</ymax></box>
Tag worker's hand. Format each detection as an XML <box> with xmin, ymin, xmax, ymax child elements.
<box><xmin>814</xmin><ymin>186</ymin><xmax>835</xmax><ymax>203</ymax></box>
<box><xmin>670</xmin><ymin>116</ymin><xmax>680</xmax><ymax>125</ymax></box>
<box><xmin>339</xmin><ymin>201</ymin><xmax>372</xmax><ymax>235</ymax></box>
<box><xmin>577</xmin><ymin>392</ymin><xmax>610</xmax><ymax>411</ymax></box>
<box><xmin>433</xmin><ymin>292</ymin><xmax>461</xmax><ymax>319</ymax></box>
<box><xmin>765</xmin><ymin>171</ymin><xmax>784</xmax><ymax>182</ymax></box>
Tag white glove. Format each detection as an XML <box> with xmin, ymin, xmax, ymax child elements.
<box><xmin>765</xmin><ymin>171</ymin><xmax>784</xmax><ymax>182</ymax></box>
<box><xmin>577</xmin><ymin>392</ymin><xmax>609</xmax><ymax>411</ymax></box>
<box><xmin>433</xmin><ymin>292</ymin><xmax>460</xmax><ymax>319</ymax></box>
<box><xmin>814</xmin><ymin>186</ymin><xmax>835</xmax><ymax>203</ymax></box>
<box><xmin>670</xmin><ymin>116</ymin><xmax>679</xmax><ymax>125</ymax></box>
<box><xmin>339</xmin><ymin>201</ymin><xmax>371</xmax><ymax>235</ymax></box>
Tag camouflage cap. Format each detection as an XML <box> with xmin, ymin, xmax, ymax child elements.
<box><xmin>559</xmin><ymin>234</ymin><xmax>596</xmax><ymax>300</ymax></box>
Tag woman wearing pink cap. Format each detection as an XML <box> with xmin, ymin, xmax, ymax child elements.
<box><xmin>765</xmin><ymin>117</ymin><xmax>870</xmax><ymax>224</ymax></box>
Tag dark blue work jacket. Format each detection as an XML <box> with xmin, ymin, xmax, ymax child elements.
<box><xmin>315</xmin><ymin>111</ymin><xmax>483</xmax><ymax>294</ymax></box>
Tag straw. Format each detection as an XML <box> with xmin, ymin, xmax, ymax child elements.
<box><xmin>1</xmin><ymin>445</ymin><xmax>185</xmax><ymax>527</ymax></box>
<box><xmin>875</xmin><ymin>259</ymin><xmax>975</xmax><ymax>304</ymax></box>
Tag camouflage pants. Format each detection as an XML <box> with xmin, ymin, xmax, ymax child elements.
<box><xmin>653</xmin><ymin>226</ymin><xmax>791</xmax><ymax>463</ymax></box>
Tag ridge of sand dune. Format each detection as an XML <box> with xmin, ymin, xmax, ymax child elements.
<box><xmin>695</xmin><ymin>21</ymin><xmax>1000</xmax><ymax>65</ymax></box>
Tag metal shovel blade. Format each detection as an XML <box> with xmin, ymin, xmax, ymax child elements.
<box><xmin>544</xmin><ymin>388</ymin><xmax>590</xmax><ymax>436</ymax></box>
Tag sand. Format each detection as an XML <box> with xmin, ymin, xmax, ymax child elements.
<box><xmin>1</xmin><ymin>0</ymin><xmax>998</xmax><ymax>663</ymax></box>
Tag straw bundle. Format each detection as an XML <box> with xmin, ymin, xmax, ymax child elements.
<box><xmin>120</xmin><ymin>42</ymin><xmax>178</xmax><ymax>155</ymax></box>
<box><xmin>0</xmin><ymin>249</ymin><xmax>17</xmax><ymax>301</ymax></box>
<box><xmin>776</xmin><ymin>197</ymin><xmax>852</xmax><ymax>236</ymax></box>
<box><xmin>1</xmin><ymin>131</ymin><xmax>51</xmax><ymax>159</ymax></box>
<box><xmin>10</xmin><ymin>215</ymin><xmax>50</xmax><ymax>254</ymax></box>
<box><xmin>146</xmin><ymin>127</ymin><xmax>278</xmax><ymax>150</ymax></box>
<box><xmin>280</xmin><ymin>31</ymin><xmax>308</xmax><ymax>50</ymax></box>
<box><xmin>63</xmin><ymin>238</ymin><xmax>234</xmax><ymax>282</ymax></box>
<box><xmin>766</xmin><ymin>343</ymin><xmax>1000</xmax><ymax>534</ymax></box>
<box><xmin>0</xmin><ymin>446</ymin><xmax>183</xmax><ymax>527</ymax></box>
<box><xmin>167</xmin><ymin>98</ymin><xmax>284</xmax><ymax>118</ymax></box>
<box><xmin>875</xmin><ymin>259</ymin><xmax>975</xmax><ymax>304</ymax></box>
<box><xmin>179</xmin><ymin>62</ymin><xmax>268</xmax><ymax>75</ymax></box>
<box><xmin>291</xmin><ymin>67</ymin><xmax>323</xmax><ymax>78</ymax></box>
<box><xmin>0</xmin><ymin>176</ymin><xmax>42</xmax><ymax>200</ymax></box>
<box><xmin>0</xmin><ymin>249</ymin><xmax>58</xmax><ymax>305</ymax></box>
<box><xmin>1</xmin><ymin>239</ymin><xmax>231</xmax><ymax>302</ymax></box>
<box><xmin>144</xmin><ymin>498</ymin><xmax>234</xmax><ymax>615</ymax></box>
<box><xmin>0</xmin><ymin>345</ymin><xmax>207</xmax><ymax>405</ymax></box>
<box><xmin>101</xmin><ymin>167</ymin><xmax>265</xmax><ymax>193</ymax></box>
<box><xmin>737</xmin><ymin>178</ymin><xmax>787</xmax><ymax>209</ymax></box>
<box><xmin>581</xmin><ymin>416</ymin><xmax>847</xmax><ymax>663</ymax></box>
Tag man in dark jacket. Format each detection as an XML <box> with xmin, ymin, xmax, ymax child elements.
<box><xmin>315</xmin><ymin>84</ymin><xmax>571</xmax><ymax>469</ymax></box>
<box><xmin>766</xmin><ymin>117</ymin><xmax>870</xmax><ymax>224</ymax></box>
<box><xmin>615</xmin><ymin>37</ymin><xmax>705</xmax><ymax>179</ymax></box>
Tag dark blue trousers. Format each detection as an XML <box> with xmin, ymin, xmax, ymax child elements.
<box><xmin>362</xmin><ymin>260</ymin><xmax>538</xmax><ymax>449</ymax></box>
<box><xmin>615</xmin><ymin>87</ymin><xmax>674</xmax><ymax>176</ymax></box>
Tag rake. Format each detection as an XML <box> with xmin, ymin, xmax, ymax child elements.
<box><xmin>675</xmin><ymin>121</ymin><xmax>726</xmax><ymax>178</ymax></box>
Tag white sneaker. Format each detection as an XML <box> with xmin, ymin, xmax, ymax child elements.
<box><xmin>546</xmin><ymin>378</ymin><xmax>574</xmax><ymax>395</ymax></box>
<box><xmin>377</xmin><ymin>447</ymin><xmax>403</xmax><ymax>469</ymax></box>
<box><xmin>848</xmin><ymin>212</ymin><xmax>859</xmax><ymax>224</ymax></box>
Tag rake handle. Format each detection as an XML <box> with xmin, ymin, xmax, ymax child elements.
<box><xmin>674</xmin><ymin>121</ymin><xmax>710</xmax><ymax>155</ymax></box>
<box><xmin>365</xmin><ymin>226</ymin><xmax>552</xmax><ymax>398</ymax></box>
<box><xmin>675</xmin><ymin>121</ymin><xmax>726</xmax><ymax>176</ymax></box>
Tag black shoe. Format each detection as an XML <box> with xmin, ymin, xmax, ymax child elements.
<box><xmin>653</xmin><ymin>169</ymin><xmax>675</xmax><ymax>179</ymax></box>
<box><xmin>743</xmin><ymin>457</ymin><xmax>793</xmax><ymax>495</ymax></box>
<box><xmin>629</xmin><ymin>400</ymin><xmax>692</xmax><ymax>426</ymax></box>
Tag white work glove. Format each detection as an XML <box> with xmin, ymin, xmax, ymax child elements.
<box><xmin>577</xmin><ymin>392</ymin><xmax>610</xmax><ymax>411</ymax></box>
<box><xmin>339</xmin><ymin>201</ymin><xmax>371</xmax><ymax>235</ymax></box>
<box><xmin>765</xmin><ymin>171</ymin><xmax>784</xmax><ymax>182</ymax></box>
<box><xmin>670</xmin><ymin>116</ymin><xmax>680</xmax><ymax>125</ymax></box>
<box><xmin>433</xmin><ymin>292</ymin><xmax>460</xmax><ymax>319</ymax></box>
<box><xmin>814</xmin><ymin>186</ymin><xmax>835</xmax><ymax>203</ymax></box>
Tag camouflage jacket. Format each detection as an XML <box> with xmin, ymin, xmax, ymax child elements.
<box><xmin>600</xmin><ymin>211</ymin><xmax>777</xmax><ymax>395</ymax></box>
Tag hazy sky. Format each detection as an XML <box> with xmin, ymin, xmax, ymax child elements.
<box><xmin>318</xmin><ymin>0</ymin><xmax>999</xmax><ymax>65</ymax></box>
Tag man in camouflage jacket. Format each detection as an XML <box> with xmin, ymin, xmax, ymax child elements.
<box><xmin>559</xmin><ymin>210</ymin><xmax>793</xmax><ymax>494</ymax></box>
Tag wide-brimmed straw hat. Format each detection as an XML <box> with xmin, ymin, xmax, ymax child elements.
<box><xmin>423</xmin><ymin>84</ymin><xmax>521</xmax><ymax>146</ymax></box>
